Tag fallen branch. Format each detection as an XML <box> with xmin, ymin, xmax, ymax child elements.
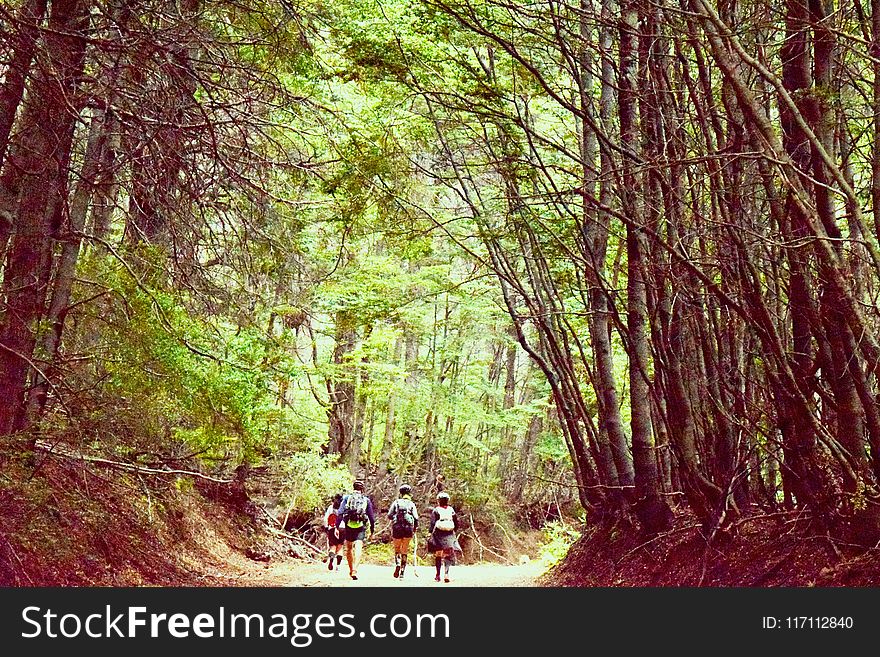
<box><xmin>614</xmin><ymin>523</ymin><xmax>701</xmax><ymax>567</ymax></box>
<box><xmin>467</xmin><ymin>514</ymin><xmax>513</xmax><ymax>564</ymax></box>
<box><xmin>258</xmin><ymin>504</ymin><xmax>284</xmax><ymax>528</ymax></box>
<box><xmin>281</xmin><ymin>496</ymin><xmax>297</xmax><ymax>530</ymax></box>
<box><xmin>266</xmin><ymin>527</ymin><xmax>325</xmax><ymax>557</ymax></box>
<box><xmin>286</xmin><ymin>533</ymin><xmax>326</xmax><ymax>556</ymax></box>
<box><xmin>35</xmin><ymin>440</ymin><xmax>233</xmax><ymax>484</ymax></box>
<box><xmin>492</xmin><ymin>520</ymin><xmax>519</xmax><ymax>555</ymax></box>
<box><xmin>730</xmin><ymin>508</ymin><xmax>812</xmax><ymax>530</ymax></box>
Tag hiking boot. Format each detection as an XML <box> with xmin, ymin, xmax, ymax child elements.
<box><xmin>393</xmin><ymin>565</ymin><xmax>400</xmax><ymax>578</ymax></box>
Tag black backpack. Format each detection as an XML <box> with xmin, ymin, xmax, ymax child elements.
<box><xmin>392</xmin><ymin>498</ymin><xmax>416</xmax><ymax>531</ymax></box>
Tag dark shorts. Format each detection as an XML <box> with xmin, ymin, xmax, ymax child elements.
<box><xmin>326</xmin><ymin>527</ymin><xmax>344</xmax><ymax>546</ymax></box>
<box><xmin>344</xmin><ymin>525</ymin><xmax>367</xmax><ymax>543</ymax></box>
<box><xmin>431</xmin><ymin>530</ymin><xmax>457</xmax><ymax>550</ymax></box>
<box><xmin>391</xmin><ymin>526</ymin><xmax>414</xmax><ymax>539</ymax></box>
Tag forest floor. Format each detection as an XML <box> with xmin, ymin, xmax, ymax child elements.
<box><xmin>5</xmin><ymin>451</ymin><xmax>880</xmax><ymax>586</ymax></box>
<box><xmin>549</xmin><ymin>509</ymin><xmax>880</xmax><ymax>586</ymax></box>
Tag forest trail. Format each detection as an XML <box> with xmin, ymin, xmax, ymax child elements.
<box><xmin>210</xmin><ymin>557</ymin><xmax>546</xmax><ymax>587</ymax></box>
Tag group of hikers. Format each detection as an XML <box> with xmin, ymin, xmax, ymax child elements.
<box><xmin>321</xmin><ymin>480</ymin><xmax>460</xmax><ymax>582</ymax></box>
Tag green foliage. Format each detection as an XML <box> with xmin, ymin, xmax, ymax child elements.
<box><xmin>67</xmin><ymin>253</ymin><xmax>320</xmax><ymax>463</ymax></box>
<box><xmin>363</xmin><ymin>539</ymin><xmax>395</xmax><ymax>563</ymax></box>
<box><xmin>538</xmin><ymin>521</ymin><xmax>581</xmax><ymax>568</ymax></box>
<box><xmin>279</xmin><ymin>453</ymin><xmax>353</xmax><ymax>512</ymax></box>
<box><xmin>44</xmin><ymin>0</ymin><xmax>585</xmax><ymax>525</ymax></box>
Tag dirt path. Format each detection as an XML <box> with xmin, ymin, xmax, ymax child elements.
<box><xmin>209</xmin><ymin>555</ymin><xmax>546</xmax><ymax>587</ymax></box>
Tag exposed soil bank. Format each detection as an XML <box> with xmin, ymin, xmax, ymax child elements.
<box><xmin>549</xmin><ymin>512</ymin><xmax>880</xmax><ymax>586</ymax></box>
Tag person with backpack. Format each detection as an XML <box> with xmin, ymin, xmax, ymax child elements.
<box><xmin>387</xmin><ymin>483</ymin><xmax>419</xmax><ymax>579</ymax></box>
<box><xmin>337</xmin><ymin>479</ymin><xmax>375</xmax><ymax>580</ymax></box>
<box><xmin>429</xmin><ymin>491</ymin><xmax>459</xmax><ymax>583</ymax></box>
<box><xmin>322</xmin><ymin>493</ymin><xmax>344</xmax><ymax>571</ymax></box>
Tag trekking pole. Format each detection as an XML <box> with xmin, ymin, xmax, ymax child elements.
<box><xmin>412</xmin><ymin>532</ymin><xmax>419</xmax><ymax>577</ymax></box>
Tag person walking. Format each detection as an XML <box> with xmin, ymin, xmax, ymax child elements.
<box><xmin>387</xmin><ymin>483</ymin><xmax>418</xmax><ymax>579</ymax></box>
<box><xmin>337</xmin><ymin>480</ymin><xmax>375</xmax><ymax>580</ymax></box>
<box><xmin>322</xmin><ymin>493</ymin><xmax>345</xmax><ymax>571</ymax></box>
<box><xmin>429</xmin><ymin>491</ymin><xmax>459</xmax><ymax>583</ymax></box>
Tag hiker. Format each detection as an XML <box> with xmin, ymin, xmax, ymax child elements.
<box><xmin>337</xmin><ymin>479</ymin><xmax>375</xmax><ymax>580</ymax></box>
<box><xmin>387</xmin><ymin>483</ymin><xmax>419</xmax><ymax>579</ymax></box>
<box><xmin>429</xmin><ymin>491</ymin><xmax>459</xmax><ymax>583</ymax></box>
<box><xmin>322</xmin><ymin>493</ymin><xmax>345</xmax><ymax>571</ymax></box>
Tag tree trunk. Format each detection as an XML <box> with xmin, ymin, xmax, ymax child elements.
<box><xmin>25</xmin><ymin>107</ymin><xmax>112</xmax><ymax>423</ymax></box>
<box><xmin>619</xmin><ymin>0</ymin><xmax>672</xmax><ymax>532</ymax></box>
<box><xmin>873</xmin><ymin>0</ymin><xmax>880</xmax><ymax>241</ymax></box>
<box><xmin>379</xmin><ymin>336</ymin><xmax>404</xmax><ymax>473</ymax></box>
<box><xmin>0</xmin><ymin>0</ymin><xmax>47</xmax><ymax>173</ymax></box>
<box><xmin>578</xmin><ymin>0</ymin><xmax>633</xmax><ymax>512</ymax></box>
<box><xmin>326</xmin><ymin>311</ymin><xmax>357</xmax><ymax>464</ymax></box>
<box><xmin>0</xmin><ymin>0</ymin><xmax>88</xmax><ymax>436</ymax></box>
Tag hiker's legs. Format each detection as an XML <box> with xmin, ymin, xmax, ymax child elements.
<box><xmin>441</xmin><ymin>548</ymin><xmax>453</xmax><ymax>581</ymax></box>
<box><xmin>434</xmin><ymin>551</ymin><xmax>442</xmax><ymax>580</ymax></box>
<box><xmin>351</xmin><ymin>539</ymin><xmax>363</xmax><ymax>575</ymax></box>
<box><xmin>345</xmin><ymin>540</ymin><xmax>355</xmax><ymax>574</ymax></box>
<box><xmin>401</xmin><ymin>537</ymin><xmax>411</xmax><ymax>575</ymax></box>
<box><xmin>392</xmin><ymin>537</ymin><xmax>410</xmax><ymax>577</ymax></box>
<box><xmin>327</xmin><ymin>532</ymin><xmax>337</xmax><ymax>569</ymax></box>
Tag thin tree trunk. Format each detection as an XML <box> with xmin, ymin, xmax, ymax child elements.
<box><xmin>25</xmin><ymin>108</ymin><xmax>112</xmax><ymax>423</ymax></box>
<box><xmin>874</xmin><ymin>0</ymin><xmax>880</xmax><ymax>240</ymax></box>
<box><xmin>619</xmin><ymin>0</ymin><xmax>672</xmax><ymax>532</ymax></box>
<box><xmin>326</xmin><ymin>311</ymin><xmax>357</xmax><ymax>463</ymax></box>
<box><xmin>0</xmin><ymin>0</ymin><xmax>47</xmax><ymax>173</ymax></box>
<box><xmin>379</xmin><ymin>336</ymin><xmax>404</xmax><ymax>473</ymax></box>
